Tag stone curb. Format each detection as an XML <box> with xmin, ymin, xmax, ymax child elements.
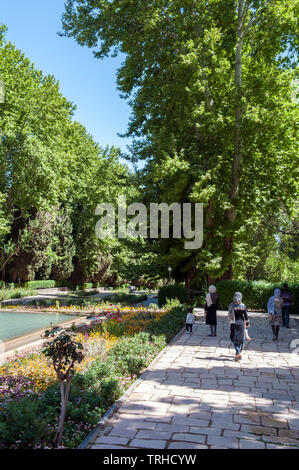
<box><xmin>78</xmin><ymin>326</ymin><xmax>186</xmax><ymax>449</ymax></box>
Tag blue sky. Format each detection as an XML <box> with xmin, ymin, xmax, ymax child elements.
<box><xmin>0</xmin><ymin>0</ymin><xmax>133</xmax><ymax>158</ymax></box>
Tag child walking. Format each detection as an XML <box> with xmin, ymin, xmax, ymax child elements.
<box><xmin>186</xmin><ymin>307</ymin><xmax>195</xmax><ymax>334</ymax></box>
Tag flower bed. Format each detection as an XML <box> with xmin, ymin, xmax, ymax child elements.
<box><xmin>0</xmin><ymin>303</ymin><xmax>187</xmax><ymax>448</ymax></box>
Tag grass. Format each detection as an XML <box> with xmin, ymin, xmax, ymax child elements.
<box><xmin>0</xmin><ymin>288</ymin><xmax>37</xmax><ymax>302</ymax></box>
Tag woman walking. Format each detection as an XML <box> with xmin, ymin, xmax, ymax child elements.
<box><xmin>267</xmin><ymin>288</ymin><xmax>283</xmax><ymax>341</ymax></box>
<box><xmin>228</xmin><ymin>292</ymin><xmax>249</xmax><ymax>361</ymax></box>
<box><xmin>204</xmin><ymin>285</ymin><xmax>219</xmax><ymax>336</ymax></box>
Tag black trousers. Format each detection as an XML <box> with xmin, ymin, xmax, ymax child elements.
<box><xmin>272</xmin><ymin>325</ymin><xmax>279</xmax><ymax>338</ymax></box>
<box><xmin>186</xmin><ymin>323</ymin><xmax>193</xmax><ymax>332</ymax></box>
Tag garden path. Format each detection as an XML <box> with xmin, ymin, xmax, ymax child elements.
<box><xmin>86</xmin><ymin>310</ymin><xmax>299</xmax><ymax>449</ymax></box>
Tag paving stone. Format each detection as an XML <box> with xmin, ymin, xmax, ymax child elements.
<box><xmin>288</xmin><ymin>419</ymin><xmax>299</xmax><ymax>431</ymax></box>
<box><xmin>239</xmin><ymin>440</ymin><xmax>266</xmax><ymax>449</ymax></box>
<box><xmin>278</xmin><ymin>429</ymin><xmax>299</xmax><ymax>439</ymax></box>
<box><xmin>130</xmin><ymin>439</ymin><xmax>167</xmax><ymax>449</ymax></box>
<box><xmin>261</xmin><ymin>416</ymin><xmax>288</xmax><ymax>428</ymax></box>
<box><xmin>172</xmin><ymin>433</ymin><xmax>206</xmax><ymax>444</ymax></box>
<box><xmin>240</xmin><ymin>425</ymin><xmax>277</xmax><ymax>436</ymax></box>
<box><xmin>94</xmin><ymin>436</ymin><xmax>129</xmax><ymax>445</ymax></box>
<box><xmin>260</xmin><ymin>435</ymin><xmax>299</xmax><ymax>447</ymax></box>
<box><xmin>109</xmin><ymin>428</ymin><xmax>137</xmax><ymax>439</ymax></box>
<box><xmin>145</xmin><ymin>416</ymin><xmax>172</xmax><ymax>423</ymax></box>
<box><xmin>233</xmin><ymin>415</ymin><xmax>260</xmax><ymax>425</ymax></box>
<box><xmin>91</xmin><ymin>444</ymin><xmax>129</xmax><ymax>449</ymax></box>
<box><xmin>210</xmin><ymin>419</ymin><xmax>240</xmax><ymax>431</ymax></box>
<box><xmin>188</xmin><ymin>411</ymin><xmax>212</xmax><ymax>420</ymax></box>
<box><xmin>189</xmin><ymin>426</ymin><xmax>220</xmax><ymax>435</ymax></box>
<box><xmin>207</xmin><ymin>436</ymin><xmax>239</xmax><ymax>448</ymax></box>
<box><xmin>168</xmin><ymin>442</ymin><xmax>208</xmax><ymax>449</ymax></box>
<box><xmin>172</xmin><ymin>416</ymin><xmax>210</xmax><ymax>427</ymax></box>
<box><xmin>156</xmin><ymin>423</ymin><xmax>189</xmax><ymax>433</ymax></box>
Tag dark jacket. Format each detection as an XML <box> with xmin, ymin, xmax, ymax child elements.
<box><xmin>205</xmin><ymin>293</ymin><xmax>219</xmax><ymax>326</ymax></box>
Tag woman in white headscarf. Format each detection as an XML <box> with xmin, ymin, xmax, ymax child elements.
<box><xmin>267</xmin><ymin>288</ymin><xmax>283</xmax><ymax>341</ymax></box>
<box><xmin>204</xmin><ymin>285</ymin><xmax>219</xmax><ymax>336</ymax></box>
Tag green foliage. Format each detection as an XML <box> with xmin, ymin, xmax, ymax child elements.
<box><xmin>62</xmin><ymin>0</ymin><xmax>298</xmax><ymax>283</ymax></box>
<box><xmin>0</xmin><ymin>287</ymin><xmax>37</xmax><ymax>301</ymax></box>
<box><xmin>158</xmin><ymin>284</ymin><xmax>188</xmax><ymax>307</ymax></box>
<box><xmin>0</xmin><ymin>31</ymin><xmax>135</xmax><ymax>286</ymax></box>
<box><xmin>22</xmin><ymin>280</ymin><xmax>56</xmax><ymax>289</ymax></box>
<box><xmin>214</xmin><ymin>280</ymin><xmax>299</xmax><ymax>314</ymax></box>
<box><xmin>0</xmin><ymin>398</ymin><xmax>50</xmax><ymax>449</ymax></box>
<box><xmin>146</xmin><ymin>305</ymin><xmax>187</xmax><ymax>343</ymax></box>
<box><xmin>43</xmin><ymin>329</ymin><xmax>84</xmax><ymax>380</ymax></box>
<box><xmin>110</xmin><ymin>293</ymin><xmax>147</xmax><ymax>305</ymax></box>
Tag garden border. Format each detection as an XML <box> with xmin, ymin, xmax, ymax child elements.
<box><xmin>77</xmin><ymin>326</ymin><xmax>186</xmax><ymax>449</ymax></box>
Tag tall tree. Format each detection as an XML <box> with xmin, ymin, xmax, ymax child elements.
<box><xmin>0</xmin><ymin>29</ymin><xmax>134</xmax><ymax>283</ymax></box>
<box><xmin>62</xmin><ymin>0</ymin><xmax>298</xmax><ymax>282</ymax></box>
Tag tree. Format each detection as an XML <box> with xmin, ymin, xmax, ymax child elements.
<box><xmin>61</xmin><ymin>0</ymin><xmax>298</xmax><ymax>282</ymax></box>
<box><xmin>0</xmin><ymin>29</ymin><xmax>135</xmax><ymax>283</ymax></box>
<box><xmin>42</xmin><ymin>328</ymin><xmax>84</xmax><ymax>447</ymax></box>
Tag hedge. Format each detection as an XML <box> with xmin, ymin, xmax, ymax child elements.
<box><xmin>21</xmin><ymin>280</ymin><xmax>56</xmax><ymax>289</ymax></box>
<box><xmin>214</xmin><ymin>280</ymin><xmax>299</xmax><ymax>314</ymax></box>
<box><xmin>158</xmin><ymin>284</ymin><xmax>188</xmax><ymax>307</ymax></box>
<box><xmin>109</xmin><ymin>293</ymin><xmax>148</xmax><ymax>305</ymax></box>
<box><xmin>158</xmin><ymin>280</ymin><xmax>299</xmax><ymax>313</ymax></box>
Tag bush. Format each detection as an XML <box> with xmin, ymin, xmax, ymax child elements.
<box><xmin>112</xmin><ymin>293</ymin><xmax>147</xmax><ymax>305</ymax></box>
<box><xmin>0</xmin><ymin>288</ymin><xmax>37</xmax><ymax>301</ymax></box>
<box><xmin>158</xmin><ymin>284</ymin><xmax>188</xmax><ymax>307</ymax></box>
<box><xmin>0</xmin><ymin>398</ymin><xmax>50</xmax><ymax>449</ymax></box>
<box><xmin>77</xmin><ymin>283</ymin><xmax>93</xmax><ymax>290</ymax></box>
<box><xmin>147</xmin><ymin>305</ymin><xmax>187</xmax><ymax>343</ymax></box>
<box><xmin>21</xmin><ymin>280</ymin><xmax>56</xmax><ymax>289</ymax></box>
<box><xmin>108</xmin><ymin>332</ymin><xmax>165</xmax><ymax>376</ymax></box>
<box><xmin>0</xmin><ymin>280</ymin><xmax>5</xmax><ymax>290</ymax></box>
<box><xmin>214</xmin><ymin>280</ymin><xmax>299</xmax><ymax>313</ymax></box>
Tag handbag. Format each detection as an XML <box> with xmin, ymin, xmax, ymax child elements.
<box><xmin>269</xmin><ymin>314</ymin><xmax>274</xmax><ymax>322</ymax></box>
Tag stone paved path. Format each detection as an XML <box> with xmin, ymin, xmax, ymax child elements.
<box><xmin>88</xmin><ymin>310</ymin><xmax>299</xmax><ymax>449</ymax></box>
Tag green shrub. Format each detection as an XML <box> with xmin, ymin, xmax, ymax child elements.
<box><xmin>0</xmin><ymin>288</ymin><xmax>37</xmax><ymax>301</ymax></box>
<box><xmin>214</xmin><ymin>280</ymin><xmax>299</xmax><ymax>313</ymax></box>
<box><xmin>109</xmin><ymin>332</ymin><xmax>164</xmax><ymax>376</ymax></box>
<box><xmin>100</xmin><ymin>379</ymin><xmax>123</xmax><ymax>404</ymax></box>
<box><xmin>77</xmin><ymin>283</ymin><xmax>93</xmax><ymax>290</ymax></box>
<box><xmin>0</xmin><ymin>280</ymin><xmax>5</xmax><ymax>290</ymax></box>
<box><xmin>158</xmin><ymin>284</ymin><xmax>188</xmax><ymax>307</ymax></box>
<box><xmin>92</xmin><ymin>282</ymin><xmax>103</xmax><ymax>288</ymax></box>
<box><xmin>147</xmin><ymin>305</ymin><xmax>187</xmax><ymax>343</ymax></box>
<box><xmin>0</xmin><ymin>398</ymin><xmax>50</xmax><ymax>449</ymax></box>
<box><xmin>112</xmin><ymin>293</ymin><xmax>147</xmax><ymax>305</ymax></box>
<box><xmin>21</xmin><ymin>280</ymin><xmax>56</xmax><ymax>289</ymax></box>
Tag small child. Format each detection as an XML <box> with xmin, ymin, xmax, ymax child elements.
<box><xmin>186</xmin><ymin>307</ymin><xmax>195</xmax><ymax>334</ymax></box>
<box><xmin>244</xmin><ymin>322</ymin><xmax>253</xmax><ymax>342</ymax></box>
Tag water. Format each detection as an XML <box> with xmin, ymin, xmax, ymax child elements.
<box><xmin>0</xmin><ymin>311</ymin><xmax>81</xmax><ymax>341</ymax></box>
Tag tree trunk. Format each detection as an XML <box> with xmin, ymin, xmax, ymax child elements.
<box><xmin>223</xmin><ymin>0</ymin><xmax>246</xmax><ymax>280</ymax></box>
<box><xmin>185</xmin><ymin>271</ymin><xmax>191</xmax><ymax>295</ymax></box>
<box><xmin>54</xmin><ymin>378</ymin><xmax>72</xmax><ymax>447</ymax></box>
